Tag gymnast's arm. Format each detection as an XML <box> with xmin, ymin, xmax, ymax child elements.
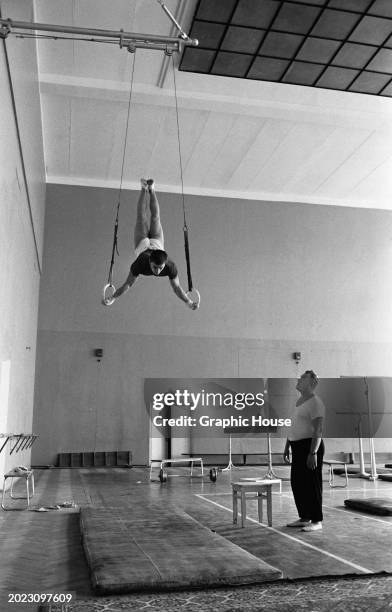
<box><xmin>112</xmin><ymin>270</ymin><xmax>138</xmax><ymax>299</ymax></box>
<box><xmin>169</xmin><ymin>275</ymin><xmax>198</xmax><ymax>310</ymax></box>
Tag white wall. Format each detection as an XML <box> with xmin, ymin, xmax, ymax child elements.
<box><xmin>0</xmin><ymin>0</ymin><xmax>46</xmax><ymax>479</ymax></box>
<box><xmin>37</xmin><ymin>186</ymin><xmax>392</xmax><ymax>343</ymax></box>
<box><xmin>33</xmin><ymin>183</ymin><xmax>392</xmax><ymax>465</ymax></box>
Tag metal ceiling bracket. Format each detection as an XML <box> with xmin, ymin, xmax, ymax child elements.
<box><xmin>0</xmin><ymin>20</ymin><xmax>10</xmax><ymax>38</ymax></box>
<box><xmin>156</xmin><ymin>0</ymin><xmax>189</xmax><ymax>40</ymax></box>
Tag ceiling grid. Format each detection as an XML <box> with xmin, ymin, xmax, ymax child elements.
<box><xmin>180</xmin><ymin>0</ymin><xmax>392</xmax><ymax>97</ymax></box>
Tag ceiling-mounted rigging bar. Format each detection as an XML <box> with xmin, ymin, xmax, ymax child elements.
<box><xmin>0</xmin><ymin>18</ymin><xmax>198</xmax><ymax>53</ymax></box>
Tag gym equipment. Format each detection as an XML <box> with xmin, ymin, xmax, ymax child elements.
<box><xmin>150</xmin><ymin>457</ymin><xmax>218</xmax><ymax>483</ymax></box>
<box><xmin>224</xmin><ymin>426</ymin><xmax>280</xmax><ymax>482</ymax></box>
<box><xmin>0</xmin><ymin>433</ymin><xmax>37</xmax><ymax>455</ymax></box>
<box><xmin>103</xmin><ymin>50</ymin><xmax>136</xmax><ymax>305</ymax></box>
<box><xmin>336</xmin><ymin>377</ymin><xmax>388</xmax><ymax>481</ymax></box>
<box><xmin>169</xmin><ymin>54</ymin><xmax>200</xmax><ymax>308</ymax></box>
<box><xmin>1</xmin><ymin>467</ymin><xmax>35</xmax><ymax>511</ymax></box>
<box><xmin>0</xmin><ymin>2</ymin><xmax>198</xmax><ymax>53</ymax></box>
<box><xmin>80</xmin><ymin>505</ymin><xmax>282</xmax><ymax>594</ymax></box>
<box><xmin>323</xmin><ymin>459</ymin><xmax>348</xmax><ymax>488</ymax></box>
<box><xmin>158</xmin><ymin>467</ymin><xmax>218</xmax><ymax>483</ymax></box>
<box><xmin>209</xmin><ymin>467</ymin><xmax>218</xmax><ymax>482</ymax></box>
<box><xmin>344</xmin><ymin>497</ymin><xmax>392</xmax><ymax>516</ymax></box>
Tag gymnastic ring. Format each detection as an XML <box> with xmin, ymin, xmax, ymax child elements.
<box><xmin>102</xmin><ymin>283</ymin><xmax>116</xmax><ymax>306</ymax></box>
<box><xmin>159</xmin><ymin>468</ymin><xmax>167</xmax><ymax>483</ymax></box>
<box><xmin>186</xmin><ymin>288</ymin><xmax>201</xmax><ymax>308</ymax></box>
<box><xmin>209</xmin><ymin>467</ymin><xmax>217</xmax><ymax>482</ymax></box>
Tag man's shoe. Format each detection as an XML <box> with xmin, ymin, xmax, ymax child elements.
<box><xmin>141</xmin><ymin>178</ymin><xmax>149</xmax><ymax>190</ymax></box>
<box><xmin>302</xmin><ymin>522</ymin><xmax>322</xmax><ymax>532</ymax></box>
<box><xmin>147</xmin><ymin>178</ymin><xmax>155</xmax><ymax>191</ymax></box>
<box><xmin>286</xmin><ymin>519</ymin><xmax>311</xmax><ymax>528</ymax></box>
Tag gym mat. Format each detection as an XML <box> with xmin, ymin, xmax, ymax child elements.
<box><xmin>333</xmin><ymin>467</ymin><xmax>392</xmax><ymax>475</ymax></box>
<box><xmin>379</xmin><ymin>474</ymin><xmax>392</xmax><ymax>482</ymax></box>
<box><xmin>344</xmin><ymin>498</ymin><xmax>392</xmax><ymax>516</ymax></box>
<box><xmin>80</xmin><ymin>506</ymin><xmax>282</xmax><ymax>594</ymax></box>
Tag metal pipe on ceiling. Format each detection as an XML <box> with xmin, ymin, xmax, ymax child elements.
<box><xmin>0</xmin><ymin>18</ymin><xmax>198</xmax><ymax>51</ymax></box>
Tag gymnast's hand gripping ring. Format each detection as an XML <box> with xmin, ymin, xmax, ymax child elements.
<box><xmin>186</xmin><ymin>288</ymin><xmax>200</xmax><ymax>309</ymax></box>
<box><xmin>102</xmin><ymin>283</ymin><xmax>116</xmax><ymax>306</ymax></box>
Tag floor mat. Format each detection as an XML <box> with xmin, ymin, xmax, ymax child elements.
<box><xmin>80</xmin><ymin>505</ymin><xmax>282</xmax><ymax>594</ymax></box>
<box><xmin>344</xmin><ymin>498</ymin><xmax>392</xmax><ymax>516</ymax></box>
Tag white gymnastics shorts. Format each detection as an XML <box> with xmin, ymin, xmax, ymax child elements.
<box><xmin>135</xmin><ymin>237</ymin><xmax>164</xmax><ymax>257</ymax></box>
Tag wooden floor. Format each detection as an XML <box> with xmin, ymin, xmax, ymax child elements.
<box><xmin>0</xmin><ymin>464</ymin><xmax>392</xmax><ymax>611</ymax></box>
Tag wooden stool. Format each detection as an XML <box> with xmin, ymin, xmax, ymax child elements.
<box><xmin>231</xmin><ymin>479</ymin><xmax>281</xmax><ymax>528</ymax></box>
<box><xmin>1</xmin><ymin>468</ymin><xmax>35</xmax><ymax>510</ymax></box>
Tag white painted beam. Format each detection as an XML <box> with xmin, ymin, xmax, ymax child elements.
<box><xmin>45</xmin><ymin>174</ymin><xmax>392</xmax><ymax>211</ymax></box>
<box><xmin>39</xmin><ymin>73</ymin><xmax>392</xmax><ymax>133</ymax></box>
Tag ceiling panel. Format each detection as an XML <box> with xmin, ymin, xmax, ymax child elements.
<box><xmin>328</xmin><ymin>0</ymin><xmax>372</xmax><ymax>11</ymax></box>
<box><xmin>349</xmin><ymin>71</ymin><xmax>392</xmax><ymax>94</ymax></box>
<box><xmin>231</xmin><ymin>0</ymin><xmax>279</xmax><ymax>29</ymax></box>
<box><xmin>273</xmin><ymin>3</ymin><xmax>321</xmax><ymax>35</ymax></box>
<box><xmin>221</xmin><ymin>26</ymin><xmax>265</xmax><ymax>54</ymax></box>
<box><xmin>316</xmin><ymin>66</ymin><xmax>359</xmax><ymax>90</ymax></box>
<box><xmin>331</xmin><ymin>42</ymin><xmax>377</xmax><ymax>69</ymax></box>
<box><xmin>211</xmin><ymin>51</ymin><xmax>253</xmax><ymax>77</ymax></box>
<box><xmin>371</xmin><ymin>0</ymin><xmax>392</xmax><ymax>19</ymax></box>
<box><xmin>189</xmin><ymin>21</ymin><xmax>225</xmax><ymax>48</ymax></box>
<box><xmin>349</xmin><ymin>15</ymin><xmax>392</xmax><ymax>45</ymax></box>
<box><xmin>310</xmin><ymin>9</ymin><xmax>361</xmax><ymax>39</ymax></box>
<box><xmin>283</xmin><ymin>61</ymin><xmax>325</xmax><ymax>85</ymax></box>
<box><xmin>196</xmin><ymin>0</ymin><xmax>237</xmax><ymax>22</ymax></box>
<box><xmin>367</xmin><ymin>47</ymin><xmax>392</xmax><ymax>71</ymax></box>
<box><xmin>180</xmin><ymin>0</ymin><xmax>392</xmax><ymax>97</ymax></box>
<box><xmin>297</xmin><ymin>37</ymin><xmax>341</xmax><ymax>63</ymax></box>
<box><xmin>247</xmin><ymin>56</ymin><xmax>290</xmax><ymax>80</ymax></box>
<box><xmin>259</xmin><ymin>31</ymin><xmax>303</xmax><ymax>58</ymax></box>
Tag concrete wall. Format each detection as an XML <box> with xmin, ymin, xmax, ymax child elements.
<box><xmin>33</xmin><ymin>183</ymin><xmax>392</xmax><ymax>465</ymax></box>
<box><xmin>0</xmin><ymin>0</ymin><xmax>46</xmax><ymax>479</ymax></box>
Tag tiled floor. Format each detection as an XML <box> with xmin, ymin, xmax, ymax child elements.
<box><xmin>0</xmin><ymin>464</ymin><xmax>391</xmax><ymax>611</ymax></box>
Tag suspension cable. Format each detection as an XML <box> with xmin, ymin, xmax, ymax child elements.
<box><xmin>103</xmin><ymin>49</ymin><xmax>136</xmax><ymax>303</ymax></box>
<box><xmin>170</xmin><ymin>53</ymin><xmax>199</xmax><ymax>302</ymax></box>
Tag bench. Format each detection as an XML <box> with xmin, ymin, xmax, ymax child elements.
<box><xmin>183</xmin><ymin>452</ymin><xmax>286</xmax><ymax>466</ymax></box>
<box><xmin>1</xmin><ymin>468</ymin><xmax>35</xmax><ymax>510</ymax></box>
<box><xmin>323</xmin><ymin>459</ymin><xmax>348</xmax><ymax>488</ymax></box>
<box><xmin>150</xmin><ymin>457</ymin><xmax>204</xmax><ymax>481</ymax></box>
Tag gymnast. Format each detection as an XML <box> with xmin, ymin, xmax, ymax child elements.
<box><xmin>102</xmin><ymin>179</ymin><xmax>199</xmax><ymax>309</ymax></box>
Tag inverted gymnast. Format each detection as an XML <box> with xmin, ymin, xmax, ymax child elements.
<box><xmin>102</xmin><ymin>179</ymin><xmax>199</xmax><ymax>309</ymax></box>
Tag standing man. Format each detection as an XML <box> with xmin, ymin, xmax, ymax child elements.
<box><xmin>283</xmin><ymin>370</ymin><xmax>325</xmax><ymax>532</ymax></box>
<box><xmin>102</xmin><ymin>179</ymin><xmax>198</xmax><ymax>310</ymax></box>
